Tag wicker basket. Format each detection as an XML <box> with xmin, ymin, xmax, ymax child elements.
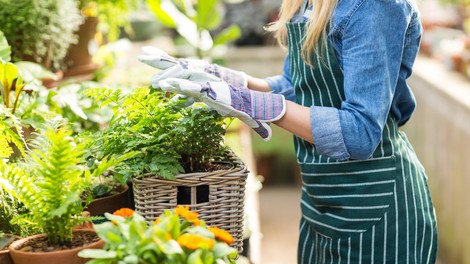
<box><xmin>132</xmin><ymin>150</ymin><xmax>249</xmax><ymax>253</ymax></box>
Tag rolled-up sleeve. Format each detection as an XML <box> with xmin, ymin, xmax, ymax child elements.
<box><xmin>264</xmin><ymin>54</ymin><xmax>296</xmax><ymax>101</ymax></box>
<box><xmin>310</xmin><ymin>1</ymin><xmax>409</xmax><ymax>160</ymax></box>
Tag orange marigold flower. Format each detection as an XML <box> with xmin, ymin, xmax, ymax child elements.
<box><xmin>208</xmin><ymin>226</ymin><xmax>234</xmax><ymax>245</ymax></box>
<box><xmin>154</xmin><ymin>217</ymin><xmax>160</xmax><ymax>224</ymax></box>
<box><xmin>174</xmin><ymin>205</ymin><xmax>199</xmax><ymax>222</ymax></box>
<box><xmin>113</xmin><ymin>208</ymin><xmax>134</xmax><ymax>218</ymax></box>
<box><xmin>177</xmin><ymin>233</ymin><xmax>214</xmax><ymax>250</ymax></box>
<box><xmin>193</xmin><ymin>219</ymin><xmax>203</xmax><ymax>226</ymax></box>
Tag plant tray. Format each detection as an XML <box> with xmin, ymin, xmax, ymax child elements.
<box><xmin>132</xmin><ymin>150</ymin><xmax>249</xmax><ymax>253</ymax></box>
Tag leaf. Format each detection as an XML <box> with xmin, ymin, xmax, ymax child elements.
<box><xmin>80</xmin><ymin>259</ymin><xmax>113</xmax><ymax>264</ymax></box>
<box><xmin>159</xmin><ymin>239</ymin><xmax>183</xmax><ymax>255</ymax></box>
<box><xmin>49</xmin><ymin>190</ymin><xmax>82</xmax><ymax>217</ymax></box>
<box><xmin>212</xmin><ymin>243</ymin><xmax>238</xmax><ymax>259</ymax></box>
<box><xmin>14</xmin><ymin>61</ymin><xmax>56</xmax><ymax>82</ymax></box>
<box><xmin>161</xmin><ymin>0</ymin><xmax>200</xmax><ymax>49</ymax></box>
<box><xmin>78</xmin><ymin>249</ymin><xmax>117</xmax><ymax>259</ymax></box>
<box><xmin>213</xmin><ymin>25</ymin><xmax>242</xmax><ymax>47</ymax></box>
<box><xmin>146</xmin><ymin>0</ymin><xmax>177</xmax><ymax>27</ymax></box>
<box><xmin>198</xmin><ymin>30</ymin><xmax>214</xmax><ymax>52</ymax></box>
<box><xmin>0</xmin><ymin>30</ymin><xmax>11</xmax><ymax>62</ymax></box>
<box><xmin>52</xmin><ymin>91</ymin><xmax>88</xmax><ymax>120</ymax></box>
<box><xmin>123</xmin><ymin>255</ymin><xmax>139</xmax><ymax>263</ymax></box>
<box><xmin>196</xmin><ymin>0</ymin><xmax>220</xmax><ymax>30</ymax></box>
<box><xmin>187</xmin><ymin>249</ymin><xmax>204</xmax><ymax>264</ymax></box>
<box><xmin>0</xmin><ymin>62</ymin><xmax>21</xmax><ymax>108</ymax></box>
<box><xmin>0</xmin><ymin>30</ymin><xmax>10</xmax><ymax>62</ymax></box>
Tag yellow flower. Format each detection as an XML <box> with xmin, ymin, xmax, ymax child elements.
<box><xmin>175</xmin><ymin>205</ymin><xmax>199</xmax><ymax>222</ymax></box>
<box><xmin>177</xmin><ymin>233</ymin><xmax>215</xmax><ymax>250</ymax></box>
<box><xmin>113</xmin><ymin>208</ymin><xmax>134</xmax><ymax>218</ymax></box>
<box><xmin>208</xmin><ymin>226</ymin><xmax>234</xmax><ymax>245</ymax></box>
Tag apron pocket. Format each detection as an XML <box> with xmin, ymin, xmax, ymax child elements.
<box><xmin>300</xmin><ymin>156</ymin><xmax>397</xmax><ymax>238</ymax></box>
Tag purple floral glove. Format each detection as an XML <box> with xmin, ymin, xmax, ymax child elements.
<box><xmin>137</xmin><ymin>46</ymin><xmax>247</xmax><ymax>87</ymax></box>
<box><xmin>159</xmin><ymin>78</ymin><xmax>286</xmax><ymax>141</ymax></box>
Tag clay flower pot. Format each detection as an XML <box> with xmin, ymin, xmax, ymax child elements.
<box><xmin>0</xmin><ymin>234</ymin><xmax>19</xmax><ymax>264</ymax></box>
<box><xmin>87</xmin><ymin>184</ymin><xmax>131</xmax><ymax>216</ymax></box>
<box><xmin>8</xmin><ymin>229</ymin><xmax>104</xmax><ymax>264</ymax></box>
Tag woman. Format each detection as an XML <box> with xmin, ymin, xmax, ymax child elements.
<box><xmin>138</xmin><ymin>0</ymin><xmax>438</xmax><ymax>262</ymax></box>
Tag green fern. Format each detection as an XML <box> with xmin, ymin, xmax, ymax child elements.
<box><xmin>0</xmin><ymin>124</ymin><xmax>91</xmax><ymax>245</ymax></box>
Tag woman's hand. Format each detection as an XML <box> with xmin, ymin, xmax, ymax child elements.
<box><xmin>138</xmin><ymin>46</ymin><xmax>247</xmax><ymax>87</ymax></box>
<box><xmin>159</xmin><ymin>78</ymin><xmax>286</xmax><ymax>141</ymax></box>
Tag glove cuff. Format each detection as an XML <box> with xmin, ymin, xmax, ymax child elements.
<box><xmin>249</xmin><ymin>91</ymin><xmax>286</xmax><ymax>122</ymax></box>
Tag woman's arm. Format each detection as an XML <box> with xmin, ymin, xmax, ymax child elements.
<box><xmin>247</xmin><ymin>76</ymin><xmax>272</xmax><ymax>92</ymax></box>
<box><xmin>273</xmin><ymin>100</ymin><xmax>314</xmax><ymax>143</ymax></box>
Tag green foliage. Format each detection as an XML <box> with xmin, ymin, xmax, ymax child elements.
<box><xmin>0</xmin><ymin>124</ymin><xmax>92</xmax><ymax>245</ymax></box>
<box><xmin>174</xmin><ymin>105</ymin><xmax>227</xmax><ymax>173</ymax></box>
<box><xmin>46</xmin><ymin>82</ymin><xmax>114</xmax><ymax>134</ymax></box>
<box><xmin>86</xmin><ymin>86</ymin><xmax>226</xmax><ymax>182</ymax></box>
<box><xmin>146</xmin><ymin>0</ymin><xmax>241</xmax><ymax>58</ymax></box>
<box><xmin>0</xmin><ymin>0</ymin><xmax>83</xmax><ymax>69</ymax></box>
<box><xmin>78</xmin><ymin>207</ymin><xmax>237</xmax><ymax>264</ymax></box>
<box><xmin>80</xmin><ymin>0</ymin><xmax>139</xmax><ymax>42</ymax></box>
<box><xmin>0</xmin><ymin>105</ymin><xmax>25</xmax><ymax>159</ymax></box>
<box><xmin>83</xmin><ymin>148</ymin><xmax>139</xmax><ymax>199</ymax></box>
<box><xmin>0</xmin><ymin>30</ymin><xmax>11</xmax><ymax>62</ymax></box>
<box><xmin>0</xmin><ymin>60</ymin><xmax>26</xmax><ymax>114</ymax></box>
<box><xmin>0</xmin><ymin>186</ymin><xmax>33</xmax><ymax>236</ymax></box>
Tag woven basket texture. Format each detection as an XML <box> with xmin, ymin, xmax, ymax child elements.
<box><xmin>132</xmin><ymin>150</ymin><xmax>249</xmax><ymax>253</ymax></box>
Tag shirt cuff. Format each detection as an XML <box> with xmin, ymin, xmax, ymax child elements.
<box><xmin>310</xmin><ymin>106</ymin><xmax>350</xmax><ymax>160</ymax></box>
<box><xmin>264</xmin><ymin>75</ymin><xmax>296</xmax><ymax>102</ymax></box>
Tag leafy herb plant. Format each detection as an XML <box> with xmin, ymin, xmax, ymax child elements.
<box><xmin>86</xmin><ymin>86</ymin><xmax>227</xmax><ymax>183</ymax></box>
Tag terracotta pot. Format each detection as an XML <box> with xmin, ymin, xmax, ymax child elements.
<box><xmin>0</xmin><ymin>234</ymin><xmax>19</xmax><ymax>264</ymax></box>
<box><xmin>0</xmin><ymin>249</ymin><xmax>14</xmax><ymax>264</ymax></box>
<box><xmin>9</xmin><ymin>230</ymin><xmax>103</xmax><ymax>264</ymax></box>
<box><xmin>63</xmin><ymin>16</ymin><xmax>99</xmax><ymax>78</ymax></box>
<box><xmin>41</xmin><ymin>70</ymin><xmax>64</xmax><ymax>89</ymax></box>
<box><xmin>87</xmin><ymin>184</ymin><xmax>131</xmax><ymax>216</ymax></box>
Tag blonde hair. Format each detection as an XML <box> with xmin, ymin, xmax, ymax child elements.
<box><xmin>266</xmin><ymin>0</ymin><xmax>338</xmax><ymax>66</ymax></box>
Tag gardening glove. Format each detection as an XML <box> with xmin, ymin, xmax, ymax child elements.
<box><xmin>159</xmin><ymin>78</ymin><xmax>286</xmax><ymax>141</ymax></box>
<box><xmin>137</xmin><ymin>46</ymin><xmax>248</xmax><ymax>87</ymax></box>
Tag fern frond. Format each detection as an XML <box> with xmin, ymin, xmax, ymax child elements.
<box><xmin>85</xmin><ymin>87</ymin><xmax>122</xmax><ymax>109</ymax></box>
<box><xmin>0</xmin><ymin>124</ymin><xmax>90</xmax><ymax>244</ymax></box>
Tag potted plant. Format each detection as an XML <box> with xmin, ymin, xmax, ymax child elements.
<box><xmin>81</xmin><ymin>149</ymin><xmax>139</xmax><ymax>217</ymax></box>
<box><xmin>0</xmin><ymin>0</ymin><xmax>83</xmax><ymax>72</ymax></box>
<box><xmin>79</xmin><ymin>0</ymin><xmax>139</xmax><ymax>43</ymax></box>
<box><xmin>86</xmin><ymin>86</ymin><xmax>249</xmax><ymax>252</ymax></box>
<box><xmin>0</xmin><ymin>184</ymin><xmax>32</xmax><ymax>264</ymax></box>
<box><xmin>0</xmin><ymin>123</ymin><xmax>125</xmax><ymax>264</ymax></box>
<box><xmin>79</xmin><ymin>206</ymin><xmax>238</xmax><ymax>263</ymax></box>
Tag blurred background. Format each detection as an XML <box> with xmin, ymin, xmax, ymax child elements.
<box><xmin>1</xmin><ymin>0</ymin><xmax>469</xmax><ymax>263</ymax></box>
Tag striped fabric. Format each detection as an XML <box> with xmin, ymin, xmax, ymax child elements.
<box><xmin>249</xmin><ymin>90</ymin><xmax>286</xmax><ymax>122</ymax></box>
<box><xmin>287</xmin><ymin>23</ymin><xmax>438</xmax><ymax>264</ymax></box>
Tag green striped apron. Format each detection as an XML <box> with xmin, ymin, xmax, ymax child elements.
<box><xmin>287</xmin><ymin>23</ymin><xmax>438</xmax><ymax>263</ymax></box>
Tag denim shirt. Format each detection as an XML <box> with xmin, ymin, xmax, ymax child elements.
<box><xmin>265</xmin><ymin>0</ymin><xmax>422</xmax><ymax>160</ymax></box>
